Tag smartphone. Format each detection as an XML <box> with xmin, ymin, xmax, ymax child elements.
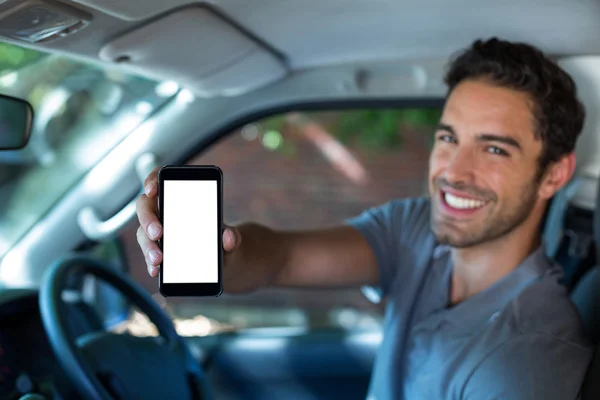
<box><xmin>158</xmin><ymin>165</ymin><xmax>223</xmax><ymax>297</ymax></box>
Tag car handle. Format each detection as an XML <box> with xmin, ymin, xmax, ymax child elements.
<box><xmin>78</xmin><ymin>153</ymin><xmax>159</xmax><ymax>240</ymax></box>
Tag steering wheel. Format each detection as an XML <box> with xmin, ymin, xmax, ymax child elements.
<box><xmin>39</xmin><ymin>255</ymin><xmax>210</xmax><ymax>400</ymax></box>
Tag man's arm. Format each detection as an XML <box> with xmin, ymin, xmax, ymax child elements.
<box><xmin>137</xmin><ymin>193</ymin><xmax>382</xmax><ymax>294</ymax></box>
<box><xmin>236</xmin><ymin>223</ymin><xmax>380</xmax><ymax>290</ymax></box>
<box><xmin>137</xmin><ymin>167</ymin><xmax>400</xmax><ymax>294</ymax></box>
<box><xmin>227</xmin><ymin>198</ymin><xmax>404</xmax><ymax>293</ymax></box>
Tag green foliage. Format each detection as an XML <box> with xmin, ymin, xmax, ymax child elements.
<box><xmin>335</xmin><ymin>108</ymin><xmax>441</xmax><ymax>150</ymax></box>
<box><xmin>336</xmin><ymin>110</ymin><xmax>401</xmax><ymax>148</ymax></box>
<box><xmin>400</xmin><ymin>108</ymin><xmax>443</xmax><ymax>127</ymax></box>
<box><xmin>256</xmin><ymin>108</ymin><xmax>442</xmax><ymax>153</ymax></box>
<box><xmin>0</xmin><ymin>42</ymin><xmax>46</xmax><ymax>74</ymax></box>
<box><xmin>260</xmin><ymin>114</ymin><xmax>287</xmax><ymax>134</ymax></box>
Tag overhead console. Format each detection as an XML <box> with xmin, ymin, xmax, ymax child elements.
<box><xmin>0</xmin><ymin>0</ymin><xmax>91</xmax><ymax>43</ymax></box>
<box><xmin>99</xmin><ymin>7</ymin><xmax>287</xmax><ymax>97</ymax></box>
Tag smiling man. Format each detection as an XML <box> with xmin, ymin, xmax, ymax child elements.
<box><xmin>136</xmin><ymin>38</ymin><xmax>593</xmax><ymax>399</ymax></box>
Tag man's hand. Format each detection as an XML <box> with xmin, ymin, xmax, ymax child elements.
<box><xmin>135</xmin><ymin>167</ymin><xmax>241</xmax><ymax>277</ymax></box>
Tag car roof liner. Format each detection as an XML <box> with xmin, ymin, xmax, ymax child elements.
<box><xmin>98</xmin><ymin>6</ymin><xmax>287</xmax><ymax>97</ymax></box>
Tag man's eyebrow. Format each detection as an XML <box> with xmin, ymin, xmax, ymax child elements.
<box><xmin>435</xmin><ymin>124</ymin><xmax>523</xmax><ymax>152</ymax></box>
<box><xmin>436</xmin><ymin>123</ymin><xmax>455</xmax><ymax>135</ymax></box>
<box><xmin>477</xmin><ymin>134</ymin><xmax>522</xmax><ymax>151</ymax></box>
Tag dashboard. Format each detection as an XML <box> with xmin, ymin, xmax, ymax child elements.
<box><xmin>0</xmin><ymin>289</ymin><xmax>78</xmax><ymax>400</ymax></box>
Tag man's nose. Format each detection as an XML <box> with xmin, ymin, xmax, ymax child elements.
<box><xmin>444</xmin><ymin>148</ymin><xmax>476</xmax><ymax>184</ymax></box>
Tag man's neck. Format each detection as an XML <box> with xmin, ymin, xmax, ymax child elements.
<box><xmin>449</xmin><ymin>227</ymin><xmax>541</xmax><ymax>306</ymax></box>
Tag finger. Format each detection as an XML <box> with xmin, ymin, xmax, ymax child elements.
<box><xmin>223</xmin><ymin>225</ymin><xmax>242</xmax><ymax>252</ymax></box>
<box><xmin>136</xmin><ymin>194</ymin><xmax>162</xmax><ymax>240</ymax></box>
<box><xmin>147</xmin><ymin>261</ymin><xmax>159</xmax><ymax>277</ymax></box>
<box><xmin>143</xmin><ymin>166</ymin><xmax>162</xmax><ymax>198</ymax></box>
<box><xmin>137</xmin><ymin>225</ymin><xmax>163</xmax><ymax>268</ymax></box>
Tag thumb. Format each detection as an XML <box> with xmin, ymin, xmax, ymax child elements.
<box><xmin>222</xmin><ymin>225</ymin><xmax>242</xmax><ymax>252</ymax></box>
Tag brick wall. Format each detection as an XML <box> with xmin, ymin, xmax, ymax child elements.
<box><xmin>192</xmin><ymin>121</ymin><xmax>431</xmax><ymax>229</ymax></box>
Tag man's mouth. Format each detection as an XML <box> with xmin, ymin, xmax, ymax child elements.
<box><xmin>439</xmin><ymin>190</ymin><xmax>489</xmax><ymax>216</ymax></box>
<box><xmin>443</xmin><ymin>192</ymin><xmax>486</xmax><ymax>209</ymax></box>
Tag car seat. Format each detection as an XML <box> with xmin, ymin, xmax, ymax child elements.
<box><xmin>570</xmin><ymin>177</ymin><xmax>600</xmax><ymax>399</ymax></box>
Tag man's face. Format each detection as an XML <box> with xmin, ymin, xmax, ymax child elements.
<box><xmin>429</xmin><ymin>79</ymin><xmax>545</xmax><ymax>248</ymax></box>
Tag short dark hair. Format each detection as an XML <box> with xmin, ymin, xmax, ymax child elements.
<box><xmin>444</xmin><ymin>38</ymin><xmax>585</xmax><ymax>178</ymax></box>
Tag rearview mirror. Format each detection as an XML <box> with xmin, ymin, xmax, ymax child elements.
<box><xmin>0</xmin><ymin>94</ymin><xmax>33</xmax><ymax>150</ymax></box>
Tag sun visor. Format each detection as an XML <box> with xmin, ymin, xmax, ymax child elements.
<box><xmin>74</xmin><ymin>0</ymin><xmax>191</xmax><ymax>20</ymax></box>
<box><xmin>99</xmin><ymin>7</ymin><xmax>286</xmax><ymax>97</ymax></box>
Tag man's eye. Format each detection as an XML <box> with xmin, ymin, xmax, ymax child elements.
<box><xmin>438</xmin><ymin>135</ymin><xmax>457</xmax><ymax>144</ymax></box>
<box><xmin>487</xmin><ymin>146</ymin><xmax>509</xmax><ymax>156</ymax></box>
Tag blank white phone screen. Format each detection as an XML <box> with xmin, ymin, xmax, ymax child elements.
<box><xmin>163</xmin><ymin>180</ymin><xmax>218</xmax><ymax>283</ymax></box>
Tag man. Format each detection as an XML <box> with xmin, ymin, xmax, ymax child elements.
<box><xmin>136</xmin><ymin>38</ymin><xmax>593</xmax><ymax>399</ymax></box>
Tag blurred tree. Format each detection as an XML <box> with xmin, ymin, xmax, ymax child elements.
<box><xmin>0</xmin><ymin>42</ymin><xmax>46</xmax><ymax>74</ymax></box>
<box><xmin>260</xmin><ymin>114</ymin><xmax>288</xmax><ymax>134</ymax></box>
<box><xmin>336</xmin><ymin>109</ymin><xmax>441</xmax><ymax>149</ymax></box>
<box><xmin>256</xmin><ymin>108</ymin><xmax>441</xmax><ymax>152</ymax></box>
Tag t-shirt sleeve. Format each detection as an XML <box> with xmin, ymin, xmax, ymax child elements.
<box><xmin>461</xmin><ymin>334</ymin><xmax>592</xmax><ymax>400</ymax></box>
<box><xmin>345</xmin><ymin>197</ymin><xmax>431</xmax><ymax>301</ymax></box>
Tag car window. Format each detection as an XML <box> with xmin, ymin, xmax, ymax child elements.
<box><xmin>118</xmin><ymin>108</ymin><xmax>441</xmax><ymax>336</ymax></box>
<box><xmin>0</xmin><ymin>42</ymin><xmax>177</xmax><ymax>258</ymax></box>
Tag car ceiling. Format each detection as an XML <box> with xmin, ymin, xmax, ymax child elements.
<box><xmin>89</xmin><ymin>0</ymin><xmax>600</xmax><ymax>65</ymax></box>
<box><xmin>2</xmin><ymin>0</ymin><xmax>600</xmax><ymax>83</ymax></box>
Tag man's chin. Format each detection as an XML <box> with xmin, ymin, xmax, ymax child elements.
<box><xmin>435</xmin><ymin>233</ymin><xmax>463</xmax><ymax>248</ymax></box>
<box><xmin>432</xmin><ymin>225</ymin><xmax>481</xmax><ymax>248</ymax></box>
<box><xmin>436</xmin><ymin>236</ymin><xmax>476</xmax><ymax>248</ymax></box>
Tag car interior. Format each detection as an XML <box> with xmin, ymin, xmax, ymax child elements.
<box><xmin>1</xmin><ymin>0</ymin><xmax>600</xmax><ymax>399</ymax></box>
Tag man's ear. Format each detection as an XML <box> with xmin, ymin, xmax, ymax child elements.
<box><xmin>538</xmin><ymin>152</ymin><xmax>576</xmax><ymax>200</ymax></box>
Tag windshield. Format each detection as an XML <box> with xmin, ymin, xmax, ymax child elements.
<box><xmin>0</xmin><ymin>42</ymin><xmax>177</xmax><ymax>258</ymax></box>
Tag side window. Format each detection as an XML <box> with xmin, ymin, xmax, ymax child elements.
<box><xmin>120</xmin><ymin>108</ymin><xmax>440</xmax><ymax>335</ymax></box>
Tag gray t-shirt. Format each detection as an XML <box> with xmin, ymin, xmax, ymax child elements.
<box><xmin>346</xmin><ymin>197</ymin><xmax>594</xmax><ymax>400</ymax></box>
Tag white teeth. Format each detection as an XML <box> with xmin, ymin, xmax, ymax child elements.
<box><xmin>444</xmin><ymin>193</ymin><xmax>485</xmax><ymax>209</ymax></box>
